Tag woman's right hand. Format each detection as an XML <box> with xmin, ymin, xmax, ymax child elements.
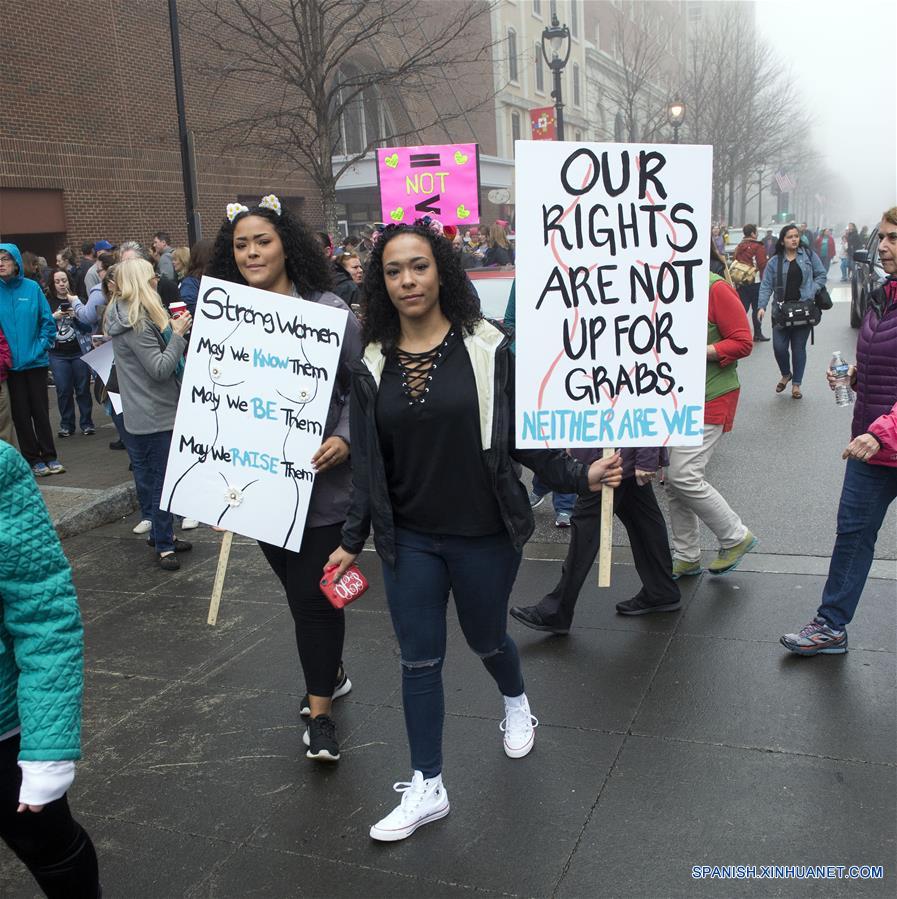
<box><xmin>171</xmin><ymin>312</ymin><xmax>192</xmax><ymax>336</ymax></box>
<box><xmin>326</xmin><ymin>547</ymin><xmax>359</xmax><ymax>583</ymax></box>
<box><xmin>826</xmin><ymin>364</ymin><xmax>855</xmax><ymax>391</ymax></box>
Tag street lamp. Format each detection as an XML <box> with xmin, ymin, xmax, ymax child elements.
<box><xmin>541</xmin><ymin>14</ymin><xmax>571</xmax><ymax>141</ymax></box>
<box><xmin>667</xmin><ymin>100</ymin><xmax>686</xmax><ymax>144</ymax></box>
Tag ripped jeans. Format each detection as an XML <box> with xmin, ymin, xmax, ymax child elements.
<box><xmin>382</xmin><ymin>528</ymin><xmax>525</xmax><ymax>778</ymax></box>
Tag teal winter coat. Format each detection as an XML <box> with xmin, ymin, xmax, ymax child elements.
<box><xmin>0</xmin><ymin>442</ymin><xmax>83</xmax><ymax>761</ymax></box>
<box><xmin>0</xmin><ymin>242</ymin><xmax>57</xmax><ymax>371</ymax></box>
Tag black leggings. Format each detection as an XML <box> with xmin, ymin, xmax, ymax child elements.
<box><xmin>258</xmin><ymin>522</ymin><xmax>345</xmax><ymax>698</ymax></box>
<box><xmin>0</xmin><ymin>735</ymin><xmax>99</xmax><ymax>898</ymax></box>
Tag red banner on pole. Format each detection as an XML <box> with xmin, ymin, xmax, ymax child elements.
<box><xmin>529</xmin><ymin>107</ymin><xmax>556</xmax><ymax>141</ymax></box>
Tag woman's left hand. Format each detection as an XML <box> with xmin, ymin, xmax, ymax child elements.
<box><xmin>17</xmin><ymin>804</ymin><xmax>45</xmax><ymax>813</ymax></box>
<box><xmin>842</xmin><ymin>433</ymin><xmax>880</xmax><ymax>463</ymax></box>
<box><xmin>634</xmin><ymin>468</ymin><xmax>655</xmax><ymax>487</ymax></box>
<box><xmin>586</xmin><ymin>451</ymin><xmax>623</xmax><ymax>492</ymax></box>
<box><xmin>312</xmin><ymin>436</ymin><xmax>349</xmax><ymax>473</ymax></box>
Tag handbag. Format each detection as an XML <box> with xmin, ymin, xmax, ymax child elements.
<box><xmin>814</xmin><ymin>286</ymin><xmax>833</xmax><ymax>310</ymax></box>
<box><xmin>320</xmin><ymin>564</ymin><xmax>369</xmax><ymax>609</ymax></box>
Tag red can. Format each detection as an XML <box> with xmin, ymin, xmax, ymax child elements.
<box><xmin>319</xmin><ymin>564</ymin><xmax>369</xmax><ymax>609</ymax></box>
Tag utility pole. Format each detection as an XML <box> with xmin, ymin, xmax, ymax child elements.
<box><xmin>168</xmin><ymin>0</ymin><xmax>201</xmax><ymax>244</ymax></box>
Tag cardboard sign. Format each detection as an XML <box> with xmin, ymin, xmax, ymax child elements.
<box><xmin>80</xmin><ymin>339</ymin><xmax>122</xmax><ymax>413</ymax></box>
<box><xmin>376</xmin><ymin>143</ymin><xmax>480</xmax><ymax>226</ymax></box>
<box><xmin>530</xmin><ymin>107</ymin><xmax>557</xmax><ymax>141</ymax></box>
<box><xmin>514</xmin><ymin>141</ymin><xmax>714</xmax><ymax>448</ymax></box>
<box><xmin>161</xmin><ymin>277</ymin><xmax>347</xmax><ymax>551</ymax></box>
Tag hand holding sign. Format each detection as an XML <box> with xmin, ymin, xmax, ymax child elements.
<box><xmin>586</xmin><ymin>451</ymin><xmax>623</xmax><ymax>491</ymax></box>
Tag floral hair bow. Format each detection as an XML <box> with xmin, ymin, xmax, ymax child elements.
<box><xmin>416</xmin><ymin>215</ymin><xmax>444</xmax><ymax>237</ymax></box>
<box><xmin>225</xmin><ymin>194</ymin><xmax>283</xmax><ymax>223</ymax></box>
<box><xmin>370</xmin><ymin>216</ymin><xmax>446</xmax><ymax>247</ymax></box>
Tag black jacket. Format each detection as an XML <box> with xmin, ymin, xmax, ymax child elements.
<box><xmin>331</xmin><ymin>264</ymin><xmax>360</xmax><ymax>307</ymax></box>
<box><xmin>340</xmin><ymin>319</ymin><xmax>590</xmax><ymax>566</ymax></box>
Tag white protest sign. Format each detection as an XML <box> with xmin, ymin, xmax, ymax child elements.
<box><xmin>161</xmin><ymin>276</ymin><xmax>347</xmax><ymax>551</ymax></box>
<box><xmin>515</xmin><ymin>141</ymin><xmax>713</xmax><ymax>448</ymax></box>
<box><xmin>80</xmin><ymin>339</ymin><xmax>122</xmax><ymax>413</ymax></box>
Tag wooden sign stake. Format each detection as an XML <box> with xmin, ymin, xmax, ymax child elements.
<box><xmin>597</xmin><ymin>448</ymin><xmax>615</xmax><ymax>587</ymax></box>
<box><xmin>207</xmin><ymin>530</ymin><xmax>234</xmax><ymax>626</ymax></box>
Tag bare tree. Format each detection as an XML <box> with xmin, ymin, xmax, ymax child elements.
<box><xmin>604</xmin><ymin>4</ymin><xmax>675</xmax><ymax>143</ymax></box>
<box><xmin>681</xmin><ymin>5</ymin><xmax>814</xmax><ymax>223</ymax></box>
<box><xmin>184</xmin><ymin>0</ymin><xmax>498</xmax><ymax>232</ymax></box>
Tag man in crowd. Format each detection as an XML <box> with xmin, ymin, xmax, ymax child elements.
<box><xmin>83</xmin><ymin>240</ymin><xmax>115</xmax><ymax>296</ymax></box>
<box><xmin>731</xmin><ymin>224</ymin><xmax>769</xmax><ymax>342</ymax></box>
<box><xmin>120</xmin><ymin>242</ymin><xmax>178</xmax><ymax>308</ymax></box>
<box><xmin>151</xmin><ymin>231</ymin><xmax>176</xmax><ymax>280</ymax></box>
<box><xmin>74</xmin><ymin>240</ymin><xmax>95</xmax><ymax>300</ymax></box>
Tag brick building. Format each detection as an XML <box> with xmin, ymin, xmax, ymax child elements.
<box><xmin>0</xmin><ymin>0</ymin><xmax>501</xmax><ymax>260</ymax></box>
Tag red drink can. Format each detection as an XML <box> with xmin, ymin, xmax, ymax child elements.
<box><xmin>320</xmin><ymin>564</ymin><xmax>369</xmax><ymax>609</ymax></box>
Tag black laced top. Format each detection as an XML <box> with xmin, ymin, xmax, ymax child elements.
<box><xmin>375</xmin><ymin>328</ymin><xmax>504</xmax><ymax>535</ymax></box>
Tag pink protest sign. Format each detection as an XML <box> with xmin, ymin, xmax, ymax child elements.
<box><xmin>376</xmin><ymin>143</ymin><xmax>480</xmax><ymax>227</ymax></box>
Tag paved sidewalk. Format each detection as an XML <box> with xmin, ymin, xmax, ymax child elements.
<box><xmin>1</xmin><ymin>516</ymin><xmax>894</xmax><ymax>898</ymax></box>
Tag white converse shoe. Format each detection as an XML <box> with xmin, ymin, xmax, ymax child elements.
<box><xmin>132</xmin><ymin>519</ymin><xmax>152</xmax><ymax>535</ymax></box>
<box><xmin>501</xmin><ymin>693</ymin><xmax>538</xmax><ymax>759</ymax></box>
<box><xmin>369</xmin><ymin>771</ymin><xmax>450</xmax><ymax>842</ymax></box>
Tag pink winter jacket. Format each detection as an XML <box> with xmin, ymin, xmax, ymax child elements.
<box><xmin>867</xmin><ymin>401</ymin><xmax>897</xmax><ymax>468</ymax></box>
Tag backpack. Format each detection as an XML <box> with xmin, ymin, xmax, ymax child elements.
<box><xmin>729</xmin><ymin>259</ymin><xmax>758</xmax><ymax>286</ymax></box>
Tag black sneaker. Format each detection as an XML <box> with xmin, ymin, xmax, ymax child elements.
<box><xmin>109</xmin><ymin>439</ymin><xmax>126</xmax><ymax>450</ymax></box>
<box><xmin>615</xmin><ymin>593</ymin><xmax>682</xmax><ymax>616</ymax></box>
<box><xmin>300</xmin><ymin>666</ymin><xmax>352</xmax><ymax>717</ymax></box>
<box><xmin>303</xmin><ymin>715</ymin><xmax>340</xmax><ymax>762</ymax></box>
<box><xmin>146</xmin><ymin>537</ymin><xmax>193</xmax><ymax>552</ymax></box>
<box><xmin>157</xmin><ymin>553</ymin><xmax>180</xmax><ymax>571</ymax></box>
<box><xmin>509</xmin><ymin>605</ymin><xmax>570</xmax><ymax>635</ymax></box>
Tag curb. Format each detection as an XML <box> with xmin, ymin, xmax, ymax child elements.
<box><xmin>52</xmin><ymin>481</ymin><xmax>138</xmax><ymax>539</ymax></box>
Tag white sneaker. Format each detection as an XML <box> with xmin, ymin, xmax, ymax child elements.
<box><xmin>181</xmin><ymin>518</ymin><xmax>200</xmax><ymax>530</ymax></box>
<box><xmin>132</xmin><ymin>519</ymin><xmax>152</xmax><ymax>535</ymax></box>
<box><xmin>369</xmin><ymin>771</ymin><xmax>450</xmax><ymax>842</ymax></box>
<box><xmin>501</xmin><ymin>693</ymin><xmax>538</xmax><ymax>759</ymax></box>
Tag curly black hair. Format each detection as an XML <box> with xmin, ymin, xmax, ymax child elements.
<box><xmin>208</xmin><ymin>205</ymin><xmax>332</xmax><ymax>295</ymax></box>
<box><xmin>361</xmin><ymin>223</ymin><xmax>482</xmax><ymax>348</ymax></box>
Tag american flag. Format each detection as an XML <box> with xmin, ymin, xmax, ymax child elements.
<box><xmin>775</xmin><ymin>170</ymin><xmax>795</xmax><ymax>193</ymax></box>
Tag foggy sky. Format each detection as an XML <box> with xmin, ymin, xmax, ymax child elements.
<box><xmin>754</xmin><ymin>0</ymin><xmax>897</xmax><ymax>227</ymax></box>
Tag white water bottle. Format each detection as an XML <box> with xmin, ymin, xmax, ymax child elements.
<box><xmin>830</xmin><ymin>351</ymin><xmax>854</xmax><ymax>407</ymax></box>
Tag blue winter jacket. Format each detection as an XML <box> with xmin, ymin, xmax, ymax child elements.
<box><xmin>0</xmin><ymin>243</ymin><xmax>57</xmax><ymax>370</ymax></box>
<box><xmin>0</xmin><ymin>442</ymin><xmax>83</xmax><ymax>760</ymax></box>
<box><xmin>758</xmin><ymin>247</ymin><xmax>827</xmax><ymax>311</ymax></box>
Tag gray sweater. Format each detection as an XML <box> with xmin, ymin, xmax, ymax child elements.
<box><xmin>105</xmin><ymin>302</ymin><xmax>186</xmax><ymax>435</ymax></box>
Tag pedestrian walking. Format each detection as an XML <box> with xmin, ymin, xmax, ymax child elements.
<box><xmin>326</xmin><ymin>219</ymin><xmax>622</xmax><ymax>842</ymax></box>
<box><xmin>0</xmin><ymin>440</ymin><xmax>100</xmax><ymax>898</ymax></box>
<box><xmin>781</xmin><ymin>209</ymin><xmax>897</xmax><ymax>655</ymax></box>
<box><xmin>666</xmin><ymin>274</ymin><xmax>756</xmax><ymax>579</ymax></box>
<box><xmin>208</xmin><ymin>195</ymin><xmax>362</xmax><ymax>762</ymax></box>
<box><xmin>0</xmin><ymin>243</ymin><xmax>63</xmax><ymax>476</ymax></box>
<box><xmin>730</xmin><ymin>224</ymin><xmax>769</xmax><ymax>342</ymax></box>
<box><xmin>845</xmin><ymin>222</ymin><xmax>862</xmax><ymax>278</ymax></box>
<box><xmin>758</xmin><ymin>224</ymin><xmax>827</xmax><ymax>400</ymax></box>
<box><xmin>45</xmin><ymin>270</ymin><xmax>95</xmax><ymax>438</ymax></box>
<box><xmin>840</xmin><ymin>229</ymin><xmax>852</xmax><ymax>282</ymax></box>
<box><xmin>0</xmin><ymin>325</ymin><xmax>12</xmax><ymax>444</ymax></box>
<box><xmin>815</xmin><ymin>228</ymin><xmax>835</xmax><ymax>272</ymax></box>
<box><xmin>104</xmin><ymin>258</ymin><xmax>192</xmax><ymax>570</ymax></box>
<box><xmin>511</xmin><ymin>445</ymin><xmax>680</xmax><ymax>634</ymax></box>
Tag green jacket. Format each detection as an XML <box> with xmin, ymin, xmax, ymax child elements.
<box><xmin>0</xmin><ymin>442</ymin><xmax>83</xmax><ymax>760</ymax></box>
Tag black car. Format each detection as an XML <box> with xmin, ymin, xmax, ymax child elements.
<box><xmin>850</xmin><ymin>227</ymin><xmax>884</xmax><ymax>328</ymax></box>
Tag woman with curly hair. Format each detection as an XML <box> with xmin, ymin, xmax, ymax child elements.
<box><xmin>326</xmin><ymin>220</ymin><xmax>623</xmax><ymax>842</ymax></box>
<box><xmin>208</xmin><ymin>196</ymin><xmax>362</xmax><ymax>763</ymax></box>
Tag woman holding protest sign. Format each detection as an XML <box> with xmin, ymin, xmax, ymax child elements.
<box><xmin>208</xmin><ymin>195</ymin><xmax>362</xmax><ymax>763</ymax></box>
<box><xmin>758</xmin><ymin>224</ymin><xmax>827</xmax><ymax>400</ymax></box>
<box><xmin>326</xmin><ymin>218</ymin><xmax>622</xmax><ymax>842</ymax></box>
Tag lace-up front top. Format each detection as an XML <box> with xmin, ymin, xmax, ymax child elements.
<box><xmin>375</xmin><ymin>328</ymin><xmax>503</xmax><ymax>535</ymax></box>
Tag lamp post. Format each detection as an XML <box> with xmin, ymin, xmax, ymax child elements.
<box><xmin>667</xmin><ymin>100</ymin><xmax>686</xmax><ymax>144</ymax></box>
<box><xmin>541</xmin><ymin>14</ymin><xmax>571</xmax><ymax>141</ymax></box>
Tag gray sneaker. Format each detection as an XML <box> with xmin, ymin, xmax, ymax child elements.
<box><xmin>529</xmin><ymin>491</ymin><xmax>545</xmax><ymax>509</ymax></box>
<box><xmin>780</xmin><ymin>618</ymin><xmax>847</xmax><ymax>655</ymax></box>
<box><xmin>555</xmin><ymin>512</ymin><xmax>572</xmax><ymax>528</ymax></box>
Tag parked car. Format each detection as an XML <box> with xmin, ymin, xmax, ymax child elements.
<box><xmin>468</xmin><ymin>268</ymin><xmax>514</xmax><ymax>322</ymax></box>
<box><xmin>850</xmin><ymin>227</ymin><xmax>884</xmax><ymax>328</ymax></box>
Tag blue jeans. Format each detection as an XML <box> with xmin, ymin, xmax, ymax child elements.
<box><xmin>772</xmin><ymin>325</ymin><xmax>811</xmax><ymax>384</ymax></box>
<box><xmin>111</xmin><ymin>409</ymin><xmax>153</xmax><ymax>521</ymax></box>
<box><xmin>817</xmin><ymin>459</ymin><xmax>897</xmax><ymax>629</ymax></box>
<box><xmin>531</xmin><ymin>473</ymin><xmax>576</xmax><ymax>516</ymax></box>
<box><xmin>129</xmin><ymin>430</ymin><xmax>175</xmax><ymax>554</ymax></box>
<box><xmin>48</xmin><ymin>354</ymin><xmax>94</xmax><ymax>432</ymax></box>
<box><xmin>840</xmin><ymin>257</ymin><xmax>850</xmax><ymax>280</ymax></box>
<box><xmin>381</xmin><ymin>528</ymin><xmax>525</xmax><ymax>778</ymax></box>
